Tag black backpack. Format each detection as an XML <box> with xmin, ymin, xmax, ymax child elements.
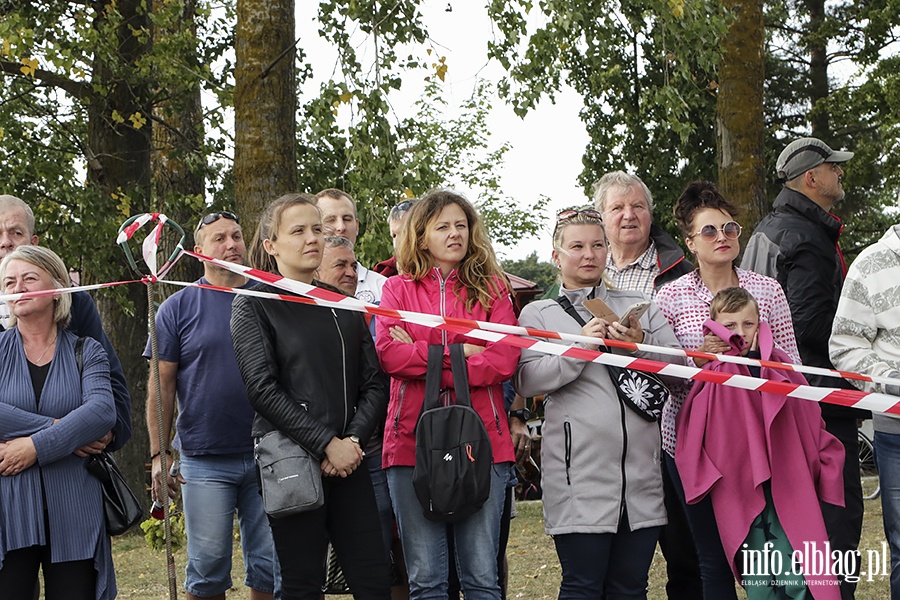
<box><xmin>412</xmin><ymin>344</ymin><xmax>493</xmax><ymax>522</ymax></box>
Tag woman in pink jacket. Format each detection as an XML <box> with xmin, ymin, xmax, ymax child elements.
<box><xmin>375</xmin><ymin>189</ymin><xmax>518</xmax><ymax>600</ymax></box>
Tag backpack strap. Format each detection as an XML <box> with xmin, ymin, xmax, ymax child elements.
<box><xmin>448</xmin><ymin>343</ymin><xmax>473</xmax><ymax>409</ymax></box>
<box><xmin>422</xmin><ymin>343</ymin><xmax>473</xmax><ymax>411</ymax></box>
<box><xmin>423</xmin><ymin>344</ymin><xmax>444</xmax><ymax>411</ymax></box>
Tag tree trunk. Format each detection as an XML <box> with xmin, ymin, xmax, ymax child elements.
<box><xmin>234</xmin><ymin>0</ymin><xmax>297</xmax><ymax>233</ymax></box>
<box><xmin>716</xmin><ymin>0</ymin><xmax>767</xmax><ymax>240</ymax></box>
<box><xmin>152</xmin><ymin>0</ymin><xmax>205</xmax><ymax>287</ymax></box>
<box><xmin>86</xmin><ymin>0</ymin><xmax>153</xmax><ymax>499</ymax></box>
<box><xmin>805</xmin><ymin>0</ymin><xmax>830</xmax><ymax>139</ymax></box>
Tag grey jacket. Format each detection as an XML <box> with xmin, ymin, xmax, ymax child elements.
<box><xmin>514</xmin><ymin>285</ymin><xmax>682</xmax><ymax>534</ymax></box>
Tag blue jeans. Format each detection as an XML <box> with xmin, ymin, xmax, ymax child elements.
<box><xmin>875</xmin><ymin>430</ymin><xmax>900</xmax><ymax>598</ymax></box>
<box><xmin>664</xmin><ymin>453</ymin><xmax>738</xmax><ymax>600</ymax></box>
<box><xmin>387</xmin><ymin>464</ymin><xmax>509</xmax><ymax>600</ymax></box>
<box><xmin>553</xmin><ymin>520</ymin><xmax>661</xmax><ymax>600</ymax></box>
<box><xmin>366</xmin><ymin>453</ymin><xmax>395</xmax><ymax>559</ymax></box>
<box><xmin>180</xmin><ymin>452</ymin><xmax>279</xmax><ymax>596</ymax></box>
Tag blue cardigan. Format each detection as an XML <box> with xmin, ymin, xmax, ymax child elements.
<box><xmin>0</xmin><ymin>327</ymin><xmax>117</xmax><ymax>598</ymax></box>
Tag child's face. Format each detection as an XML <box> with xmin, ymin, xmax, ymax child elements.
<box><xmin>714</xmin><ymin>304</ymin><xmax>759</xmax><ymax>352</ymax></box>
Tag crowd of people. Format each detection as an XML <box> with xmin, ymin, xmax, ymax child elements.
<box><xmin>1</xmin><ymin>135</ymin><xmax>899</xmax><ymax>600</ymax></box>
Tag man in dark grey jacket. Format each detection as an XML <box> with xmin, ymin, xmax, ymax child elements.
<box><xmin>742</xmin><ymin>137</ymin><xmax>862</xmax><ymax>599</ymax></box>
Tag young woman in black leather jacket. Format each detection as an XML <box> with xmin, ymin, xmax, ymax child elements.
<box><xmin>230</xmin><ymin>193</ymin><xmax>390</xmax><ymax>600</ymax></box>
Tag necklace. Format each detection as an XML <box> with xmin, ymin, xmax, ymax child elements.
<box><xmin>27</xmin><ymin>333</ymin><xmax>57</xmax><ymax>365</ymax></box>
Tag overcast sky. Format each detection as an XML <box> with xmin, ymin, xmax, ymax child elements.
<box><xmin>295</xmin><ymin>1</ymin><xmax>591</xmax><ymax>261</ymax></box>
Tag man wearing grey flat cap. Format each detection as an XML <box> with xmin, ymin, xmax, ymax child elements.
<box><xmin>743</xmin><ymin>137</ymin><xmax>863</xmax><ymax>599</ymax></box>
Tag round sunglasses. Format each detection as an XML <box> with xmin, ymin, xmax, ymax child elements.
<box><xmin>688</xmin><ymin>221</ymin><xmax>742</xmax><ymax>241</ymax></box>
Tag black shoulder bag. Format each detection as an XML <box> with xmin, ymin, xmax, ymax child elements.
<box><xmin>556</xmin><ymin>295</ymin><xmax>670</xmax><ymax>421</ymax></box>
<box><xmin>77</xmin><ymin>337</ymin><xmax>144</xmax><ymax>535</ymax></box>
<box><xmin>412</xmin><ymin>343</ymin><xmax>493</xmax><ymax>522</ymax></box>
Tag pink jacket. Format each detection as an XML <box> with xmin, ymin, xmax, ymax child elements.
<box><xmin>676</xmin><ymin>320</ymin><xmax>845</xmax><ymax>598</ymax></box>
<box><xmin>375</xmin><ymin>269</ymin><xmax>519</xmax><ymax>467</ymax></box>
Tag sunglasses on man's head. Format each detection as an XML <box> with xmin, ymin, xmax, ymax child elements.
<box><xmin>688</xmin><ymin>221</ymin><xmax>742</xmax><ymax>241</ymax></box>
<box><xmin>195</xmin><ymin>211</ymin><xmax>240</xmax><ymax>235</ymax></box>
<box><xmin>556</xmin><ymin>208</ymin><xmax>603</xmax><ymax>223</ymax></box>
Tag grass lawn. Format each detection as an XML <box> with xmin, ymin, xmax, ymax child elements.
<box><xmin>110</xmin><ymin>499</ymin><xmax>891</xmax><ymax>599</ymax></box>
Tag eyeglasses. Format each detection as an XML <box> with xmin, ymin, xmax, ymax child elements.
<box><xmin>556</xmin><ymin>208</ymin><xmax>603</xmax><ymax>222</ymax></box>
<box><xmin>688</xmin><ymin>221</ymin><xmax>742</xmax><ymax>241</ymax></box>
<box><xmin>195</xmin><ymin>211</ymin><xmax>239</xmax><ymax>235</ymax></box>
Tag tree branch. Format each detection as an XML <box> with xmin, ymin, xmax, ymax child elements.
<box><xmin>0</xmin><ymin>60</ymin><xmax>93</xmax><ymax>100</ymax></box>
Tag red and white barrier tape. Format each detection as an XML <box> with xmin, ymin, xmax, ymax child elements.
<box><xmin>181</xmin><ymin>249</ymin><xmax>900</xmax><ymax>389</ymax></box>
<box><xmin>0</xmin><ymin>279</ymin><xmax>144</xmax><ymax>304</ymax></box>
<box><xmin>7</xmin><ymin>211</ymin><xmax>898</xmax><ymax>416</ymax></box>
<box><xmin>161</xmin><ymin>278</ymin><xmax>900</xmax><ymax>417</ymax></box>
<box><xmin>116</xmin><ymin>213</ymin><xmax>159</xmax><ymax>245</ymax></box>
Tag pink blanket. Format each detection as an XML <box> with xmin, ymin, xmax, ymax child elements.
<box><xmin>675</xmin><ymin>320</ymin><xmax>845</xmax><ymax>598</ymax></box>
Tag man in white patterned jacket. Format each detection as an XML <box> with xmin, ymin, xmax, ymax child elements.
<box><xmin>830</xmin><ymin>224</ymin><xmax>900</xmax><ymax>599</ymax></box>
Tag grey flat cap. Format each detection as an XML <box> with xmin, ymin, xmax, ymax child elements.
<box><xmin>776</xmin><ymin>137</ymin><xmax>854</xmax><ymax>182</ymax></box>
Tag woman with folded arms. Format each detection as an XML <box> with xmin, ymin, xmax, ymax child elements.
<box><xmin>0</xmin><ymin>245</ymin><xmax>116</xmax><ymax>599</ymax></box>
<box><xmin>375</xmin><ymin>189</ymin><xmax>519</xmax><ymax>600</ymax></box>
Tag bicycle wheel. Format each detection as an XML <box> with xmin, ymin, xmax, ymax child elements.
<box><xmin>858</xmin><ymin>430</ymin><xmax>881</xmax><ymax>501</ymax></box>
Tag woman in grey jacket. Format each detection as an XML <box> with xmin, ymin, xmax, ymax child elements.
<box><xmin>514</xmin><ymin>209</ymin><xmax>681</xmax><ymax>599</ymax></box>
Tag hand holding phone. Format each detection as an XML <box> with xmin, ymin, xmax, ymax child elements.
<box><xmin>616</xmin><ymin>301</ymin><xmax>651</xmax><ymax>326</ymax></box>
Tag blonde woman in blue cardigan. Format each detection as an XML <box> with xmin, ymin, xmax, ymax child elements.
<box><xmin>0</xmin><ymin>245</ymin><xmax>116</xmax><ymax>599</ymax></box>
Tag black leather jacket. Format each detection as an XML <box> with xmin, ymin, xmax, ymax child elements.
<box><xmin>230</xmin><ymin>282</ymin><xmax>387</xmax><ymax>458</ymax></box>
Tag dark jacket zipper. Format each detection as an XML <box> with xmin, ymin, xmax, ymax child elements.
<box><xmin>617</xmin><ymin>394</ymin><xmax>628</xmax><ymax>522</ymax></box>
<box><xmin>332</xmin><ymin>308</ymin><xmax>348</xmax><ymax>435</ymax></box>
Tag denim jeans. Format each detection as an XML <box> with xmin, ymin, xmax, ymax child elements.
<box><xmin>180</xmin><ymin>452</ymin><xmax>279</xmax><ymax>596</ymax></box>
<box><xmin>366</xmin><ymin>452</ymin><xmax>395</xmax><ymax>559</ymax></box>
<box><xmin>664</xmin><ymin>453</ymin><xmax>739</xmax><ymax>600</ymax></box>
<box><xmin>386</xmin><ymin>463</ymin><xmax>509</xmax><ymax>600</ymax></box>
<box><xmin>875</xmin><ymin>430</ymin><xmax>900</xmax><ymax>599</ymax></box>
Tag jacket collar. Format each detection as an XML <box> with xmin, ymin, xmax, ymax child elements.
<box><xmin>880</xmin><ymin>225</ymin><xmax>900</xmax><ymax>257</ymax></box>
<box><xmin>651</xmin><ymin>223</ymin><xmax>691</xmax><ymax>277</ymax></box>
<box><xmin>427</xmin><ymin>266</ymin><xmax>458</xmax><ymax>283</ymax></box>
<box><xmin>559</xmin><ymin>283</ymin><xmax>609</xmax><ymax>307</ymax></box>
<box><xmin>774</xmin><ymin>187</ymin><xmax>843</xmax><ymax>242</ymax></box>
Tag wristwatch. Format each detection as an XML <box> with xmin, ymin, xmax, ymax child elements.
<box><xmin>509</xmin><ymin>408</ymin><xmax>533</xmax><ymax>423</ymax></box>
<box><xmin>348</xmin><ymin>435</ymin><xmax>361</xmax><ymax>446</ymax></box>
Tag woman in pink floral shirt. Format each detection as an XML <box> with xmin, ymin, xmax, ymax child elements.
<box><xmin>654</xmin><ymin>181</ymin><xmax>799</xmax><ymax>599</ymax></box>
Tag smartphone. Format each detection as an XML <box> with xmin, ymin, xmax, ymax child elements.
<box><xmin>617</xmin><ymin>301</ymin><xmax>651</xmax><ymax>325</ymax></box>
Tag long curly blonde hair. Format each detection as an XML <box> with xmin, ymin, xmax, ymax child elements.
<box><xmin>396</xmin><ymin>189</ymin><xmax>509</xmax><ymax>312</ymax></box>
